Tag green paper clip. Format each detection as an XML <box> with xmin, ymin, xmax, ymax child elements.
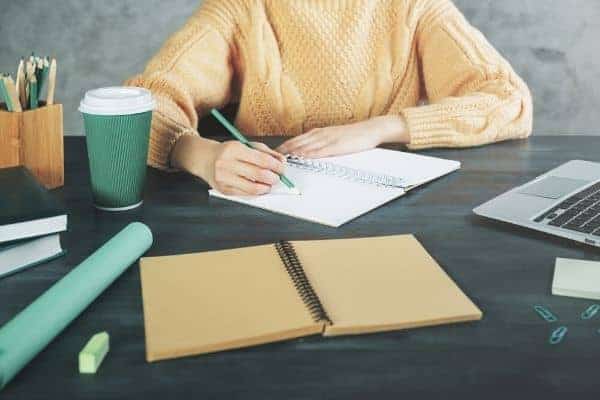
<box><xmin>534</xmin><ymin>305</ymin><xmax>558</xmax><ymax>322</ymax></box>
<box><xmin>549</xmin><ymin>326</ymin><xmax>568</xmax><ymax>345</ymax></box>
<box><xmin>581</xmin><ymin>304</ymin><xmax>600</xmax><ymax>320</ymax></box>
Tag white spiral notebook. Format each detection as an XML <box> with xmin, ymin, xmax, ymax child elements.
<box><xmin>210</xmin><ymin>148</ymin><xmax>460</xmax><ymax>227</ymax></box>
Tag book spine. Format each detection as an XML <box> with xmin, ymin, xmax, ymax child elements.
<box><xmin>274</xmin><ymin>241</ymin><xmax>332</xmax><ymax>325</ymax></box>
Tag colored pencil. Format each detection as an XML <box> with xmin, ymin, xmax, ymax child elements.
<box><xmin>37</xmin><ymin>58</ymin><xmax>49</xmax><ymax>96</ymax></box>
<box><xmin>4</xmin><ymin>75</ymin><xmax>22</xmax><ymax>112</ymax></box>
<box><xmin>0</xmin><ymin>75</ymin><xmax>12</xmax><ymax>111</ymax></box>
<box><xmin>46</xmin><ymin>58</ymin><xmax>57</xmax><ymax>105</ymax></box>
<box><xmin>15</xmin><ymin>58</ymin><xmax>25</xmax><ymax>109</ymax></box>
<box><xmin>29</xmin><ymin>74</ymin><xmax>38</xmax><ymax>110</ymax></box>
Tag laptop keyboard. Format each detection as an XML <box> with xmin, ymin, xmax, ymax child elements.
<box><xmin>534</xmin><ymin>182</ymin><xmax>600</xmax><ymax>235</ymax></box>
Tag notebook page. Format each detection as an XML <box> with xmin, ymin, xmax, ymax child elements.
<box><xmin>210</xmin><ymin>168</ymin><xmax>405</xmax><ymax>227</ymax></box>
<box><xmin>293</xmin><ymin>235</ymin><xmax>482</xmax><ymax>336</ymax></box>
<box><xmin>328</xmin><ymin>148</ymin><xmax>461</xmax><ymax>187</ymax></box>
<box><xmin>210</xmin><ymin>148</ymin><xmax>459</xmax><ymax>227</ymax></box>
<box><xmin>140</xmin><ymin>244</ymin><xmax>322</xmax><ymax>361</ymax></box>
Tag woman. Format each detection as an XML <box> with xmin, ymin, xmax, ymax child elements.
<box><xmin>128</xmin><ymin>0</ymin><xmax>532</xmax><ymax>196</ymax></box>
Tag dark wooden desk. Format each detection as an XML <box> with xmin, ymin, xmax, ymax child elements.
<box><xmin>2</xmin><ymin>136</ymin><xmax>600</xmax><ymax>399</ymax></box>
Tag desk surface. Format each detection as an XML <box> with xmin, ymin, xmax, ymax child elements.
<box><xmin>2</xmin><ymin>136</ymin><xmax>600</xmax><ymax>399</ymax></box>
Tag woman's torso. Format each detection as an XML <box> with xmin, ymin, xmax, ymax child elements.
<box><xmin>215</xmin><ymin>0</ymin><xmax>423</xmax><ymax>135</ymax></box>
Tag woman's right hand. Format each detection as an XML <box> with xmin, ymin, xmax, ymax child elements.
<box><xmin>207</xmin><ymin>141</ymin><xmax>287</xmax><ymax>195</ymax></box>
<box><xmin>171</xmin><ymin>135</ymin><xmax>286</xmax><ymax>196</ymax></box>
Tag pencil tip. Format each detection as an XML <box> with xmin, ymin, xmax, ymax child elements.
<box><xmin>289</xmin><ymin>187</ymin><xmax>302</xmax><ymax>196</ymax></box>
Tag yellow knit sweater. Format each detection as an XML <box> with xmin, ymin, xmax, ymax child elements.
<box><xmin>128</xmin><ymin>0</ymin><xmax>533</xmax><ymax>170</ymax></box>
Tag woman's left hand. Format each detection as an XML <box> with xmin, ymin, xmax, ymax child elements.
<box><xmin>276</xmin><ymin>115</ymin><xmax>410</xmax><ymax>158</ymax></box>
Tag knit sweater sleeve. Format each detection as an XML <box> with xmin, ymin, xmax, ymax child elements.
<box><xmin>402</xmin><ymin>0</ymin><xmax>533</xmax><ymax>149</ymax></box>
<box><xmin>125</xmin><ymin>3</ymin><xmax>236</xmax><ymax>170</ymax></box>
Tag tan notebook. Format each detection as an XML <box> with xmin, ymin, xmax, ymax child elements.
<box><xmin>139</xmin><ymin>235</ymin><xmax>482</xmax><ymax>362</ymax></box>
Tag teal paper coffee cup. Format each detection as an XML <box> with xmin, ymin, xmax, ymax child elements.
<box><xmin>79</xmin><ymin>87</ymin><xmax>155</xmax><ymax>211</ymax></box>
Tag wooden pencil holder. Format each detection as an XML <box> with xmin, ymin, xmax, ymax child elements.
<box><xmin>0</xmin><ymin>103</ymin><xmax>64</xmax><ymax>189</ymax></box>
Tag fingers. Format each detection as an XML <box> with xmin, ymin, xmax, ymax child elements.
<box><xmin>229</xmin><ymin>174</ymin><xmax>272</xmax><ymax>195</ymax></box>
<box><xmin>236</xmin><ymin>145</ymin><xmax>286</xmax><ymax>175</ymax></box>
<box><xmin>299</xmin><ymin>145</ymin><xmax>337</xmax><ymax>159</ymax></box>
<box><xmin>218</xmin><ymin>186</ymin><xmax>248</xmax><ymax>196</ymax></box>
<box><xmin>251</xmin><ymin>142</ymin><xmax>287</xmax><ymax>163</ymax></box>
<box><xmin>212</xmin><ymin>141</ymin><xmax>285</xmax><ymax>196</ymax></box>
<box><xmin>293</xmin><ymin>138</ymin><xmax>330</xmax><ymax>157</ymax></box>
<box><xmin>216</xmin><ymin>171</ymin><xmax>272</xmax><ymax>196</ymax></box>
<box><xmin>230</xmin><ymin>161</ymin><xmax>280</xmax><ymax>186</ymax></box>
<box><xmin>278</xmin><ymin>130</ymin><xmax>335</xmax><ymax>158</ymax></box>
<box><xmin>277</xmin><ymin>130</ymin><xmax>318</xmax><ymax>155</ymax></box>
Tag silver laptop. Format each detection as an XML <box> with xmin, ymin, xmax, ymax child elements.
<box><xmin>474</xmin><ymin>160</ymin><xmax>600</xmax><ymax>248</ymax></box>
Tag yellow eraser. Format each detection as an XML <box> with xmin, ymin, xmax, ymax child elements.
<box><xmin>79</xmin><ymin>332</ymin><xmax>110</xmax><ymax>374</ymax></box>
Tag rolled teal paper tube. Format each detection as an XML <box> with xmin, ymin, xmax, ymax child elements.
<box><xmin>0</xmin><ymin>222</ymin><xmax>153</xmax><ymax>390</ymax></box>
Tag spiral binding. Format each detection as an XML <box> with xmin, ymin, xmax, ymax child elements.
<box><xmin>286</xmin><ymin>155</ymin><xmax>406</xmax><ymax>188</ymax></box>
<box><xmin>275</xmin><ymin>241</ymin><xmax>332</xmax><ymax>325</ymax></box>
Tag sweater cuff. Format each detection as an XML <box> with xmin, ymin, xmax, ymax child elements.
<box><xmin>401</xmin><ymin>105</ymin><xmax>459</xmax><ymax>150</ymax></box>
<box><xmin>147</xmin><ymin>118</ymin><xmax>197</xmax><ymax>172</ymax></box>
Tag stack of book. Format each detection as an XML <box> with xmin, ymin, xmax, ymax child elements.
<box><xmin>0</xmin><ymin>167</ymin><xmax>67</xmax><ymax>279</ymax></box>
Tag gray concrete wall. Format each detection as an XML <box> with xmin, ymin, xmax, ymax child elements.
<box><xmin>1</xmin><ymin>0</ymin><xmax>598</xmax><ymax>136</ymax></box>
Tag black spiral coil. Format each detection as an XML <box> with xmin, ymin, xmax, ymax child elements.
<box><xmin>275</xmin><ymin>241</ymin><xmax>332</xmax><ymax>325</ymax></box>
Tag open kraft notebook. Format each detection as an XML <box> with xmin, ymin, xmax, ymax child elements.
<box><xmin>140</xmin><ymin>235</ymin><xmax>482</xmax><ymax>362</ymax></box>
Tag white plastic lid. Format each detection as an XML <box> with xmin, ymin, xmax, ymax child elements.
<box><xmin>79</xmin><ymin>86</ymin><xmax>155</xmax><ymax>115</ymax></box>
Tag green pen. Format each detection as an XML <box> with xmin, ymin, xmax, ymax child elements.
<box><xmin>210</xmin><ymin>108</ymin><xmax>301</xmax><ymax>195</ymax></box>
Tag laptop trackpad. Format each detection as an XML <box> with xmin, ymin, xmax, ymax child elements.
<box><xmin>519</xmin><ymin>176</ymin><xmax>590</xmax><ymax>199</ymax></box>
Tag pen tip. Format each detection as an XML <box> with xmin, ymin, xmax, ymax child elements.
<box><xmin>290</xmin><ymin>187</ymin><xmax>302</xmax><ymax>196</ymax></box>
